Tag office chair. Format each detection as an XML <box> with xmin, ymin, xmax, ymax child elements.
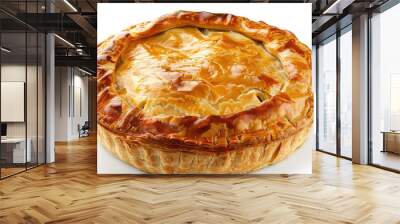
<box><xmin>79</xmin><ymin>121</ymin><xmax>90</xmax><ymax>138</ymax></box>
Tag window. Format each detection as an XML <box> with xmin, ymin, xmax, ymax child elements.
<box><xmin>317</xmin><ymin>36</ymin><xmax>337</xmax><ymax>154</ymax></box>
<box><xmin>339</xmin><ymin>27</ymin><xmax>352</xmax><ymax>158</ymax></box>
<box><xmin>370</xmin><ymin>3</ymin><xmax>400</xmax><ymax>171</ymax></box>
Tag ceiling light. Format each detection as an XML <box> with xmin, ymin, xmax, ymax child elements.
<box><xmin>1</xmin><ymin>47</ymin><xmax>11</xmax><ymax>53</ymax></box>
<box><xmin>78</xmin><ymin>67</ymin><xmax>93</xmax><ymax>76</ymax></box>
<box><xmin>323</xmin><ymin>0</ymin><xmax>354</xmax><ymax>15</ymax></box>
<box><xmin>63</xmin><ymin>0</ymin><xmax>78</xmax><ymax>12</ymax></box>
<box><xmin>76</xmin><ymin>48</ymin><xmax>86</xmax><ymax>55</ymax></box>
<box><xmin>54</xmin><ymin>34</ymin><xmax>75</xmax><ymax>48</ymax></box>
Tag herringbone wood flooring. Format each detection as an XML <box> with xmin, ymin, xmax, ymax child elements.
<box><xmin>1</xmin><ymin>135</ymin><xmax>400</xmax><ymax>224</ymax></box>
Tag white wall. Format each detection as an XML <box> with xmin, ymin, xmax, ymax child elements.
<box><xmin>55</xmin><ymin>66</ymin><xmax>70</xmax><ymax>141</ymax></box>
<box><xmin>1</xmin><ymin>65</ymin><xmax>35</xmax><ymax>138</ymax></box>
<box><xmin>72</xmin><ymin>73</ymin><xmax>89</xmax><ymax>138</ymax></box>
<box><xmin>54</xmin><ymin>67</ymin><xmax>89</xmax><ymax>141</ymax></box>
<box><xmin>1</xmin><ymin>65</ymin><xmax>27</xmax><ymax>144</ymax></box>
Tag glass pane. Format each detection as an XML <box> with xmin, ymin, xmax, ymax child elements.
<box><xmin>0</xmin><ymin>1</ymin><xmax>46</xmax><ymax>178</ymax></box>
<box><xmin>38</xmin><ymin>32</ymin><xmax>45</xmax><ymax>165</ymax></box>
<box><xmin>340</xmin><ymin>28</ymin><xmax>352</xmax><ymax>158</ymax></box>
<box><xmin>318</xmin><ymin>36</ymin><xmax>337</xmax><ymax>154</ymax></box>
<box><xmin>1</xmin><ymin>31</ymin><xmax>27</xmax><ymax>177</ymax></box>
<box><xmin>27</xmin><ymin>31</ymin><xmax>38</xmax><ymax>169</ymax></box>
<box><xmin>371</xmin><ymin>3</ymin><xmax>400</xmax><ymax>171</ymax></box>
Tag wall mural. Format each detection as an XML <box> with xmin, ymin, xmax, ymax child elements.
<box><xmin>97</xmin><ymin>3</ymin><xmax>313</xmax><ymax>174</ymax></box>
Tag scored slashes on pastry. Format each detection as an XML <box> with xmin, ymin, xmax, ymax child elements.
<box><xmin>97</xmin><ymin>11</ymin><xmax>313</xmax><ymax>174</ymax></box>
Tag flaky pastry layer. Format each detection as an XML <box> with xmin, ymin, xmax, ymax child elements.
<box><xmin>98</xmin><ymin>124</ymin><xmax>311</xmax><ymax>174</ymax></box>
<box><xmin>115</xmin><ymin>27</ymin><xmax>286</xmax><ymax>117</ymax></box>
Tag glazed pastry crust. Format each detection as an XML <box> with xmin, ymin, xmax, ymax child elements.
<box><xmin>98</xmin><ymin>124</ymin><xmax>311</xmax><ymax>174</ymax></box>
<box><xmin>97</xmin><ymin>11</ymin><xmax>313</xmax><ymax>173</ymax></box>
<box><xmin>115</xmin><ymin>27</ymin><xmax>290</xmax><ymax>117</ymax></box>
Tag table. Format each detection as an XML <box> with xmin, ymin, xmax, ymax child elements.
<box><xmin>1</xmin><ymin>138</ymin><xmax>31</xmax><ymax>164</ymax></box>
<box><xmin>381</xmin><ymin>131</ymin><xmax>400</xmax><ymax>154</ymax></box>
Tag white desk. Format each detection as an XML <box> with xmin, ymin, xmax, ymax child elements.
<box><xmin>1</xmin><ymin>138</ymin><xmax>31</xmax><ymax>163</ymax></box>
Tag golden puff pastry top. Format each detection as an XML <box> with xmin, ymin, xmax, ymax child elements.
<box><xmin>114</xmin><ymin>27</ymin><xmax>287</xmax><ymax>117</ymax></box>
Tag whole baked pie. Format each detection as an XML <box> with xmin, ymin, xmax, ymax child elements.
<box><xmin>97</xmin><ymin>11</ymin><xmax>313</xmax><ymax>174</ymax></box>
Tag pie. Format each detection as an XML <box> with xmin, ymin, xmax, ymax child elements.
<box><xmin>97</xmin><ymin>11</ymin><xmax>313</xmax><ymax>174</ymax></box>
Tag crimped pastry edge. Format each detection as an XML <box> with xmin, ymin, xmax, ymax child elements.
<box><xmin>98</xmin><ymin>124</ymin><xmax>311</xmax><ymax>174</ymax></box>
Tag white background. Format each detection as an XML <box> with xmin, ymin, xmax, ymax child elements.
<box><xmin>98</xmin><ymin>3</ymin><xmax>311</xmax><ymax>47</ymax></box>
<box><xmin>97</xmin><ymin>3</ymin><xmax>313</xmax><ymax>174</ymax></box>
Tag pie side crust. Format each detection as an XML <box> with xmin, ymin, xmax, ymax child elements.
<box><xmin>97</xmin><ymin>124</ymin><xmax>311</xmax><ymax>174</ymax></box>
<box><xmin>97</xmin><ymin>11</ymin><xmax>313</xmax><ymax>174</ymax></box>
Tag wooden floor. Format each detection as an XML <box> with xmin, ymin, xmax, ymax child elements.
<box><xmin>372</xmin><ymin>150</ymin><xmax>400</xmax><ymax>171</ymax></box>
<box><xmin>0</xmin><ymin>167</ymin><xmax>26</xmax><ymax>178</ymax></box>
<box><xmin>1</xmin><ymin>135</ymin><xmax>400</xmax><ymax>224</ymax></box>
